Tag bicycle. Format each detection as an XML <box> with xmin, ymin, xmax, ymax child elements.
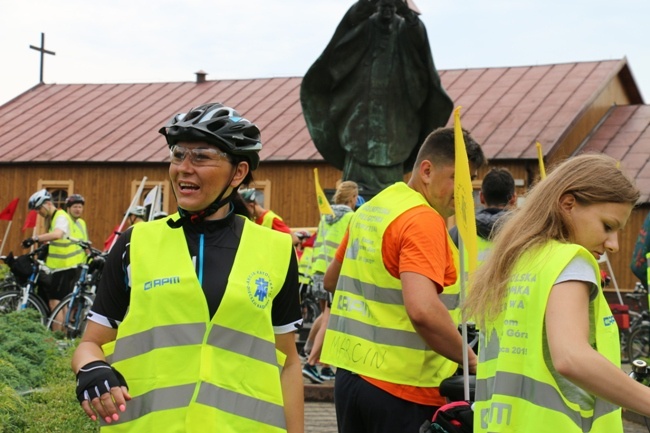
<box><xmin>46</xmin><ymin>240</ymin><xmax>107</xmax><ymax>338</ymax></box>
<box><xmin>629</xmin><ymin>359</ymin><xmax>650</xmax><ymax>431</ymax></box>
<box><xmin>299</xmin><ymin>274</ymin><xmax>321</xmax><ymax>325</ymax></box>
<box><xmin>622</xmin><ymin>283</ymin><xmax>649</xmax><ymax>363</ymax></box>
<box><xmin>0</xmin><ymin>244</ymin><xmax>52</xmax><ymax>324</ymax></box>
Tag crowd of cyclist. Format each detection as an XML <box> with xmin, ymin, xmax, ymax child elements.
<box><xmin>5</xmin><ymin>100</ymin><xmax>650</xmax><ymax>433</ymax></box>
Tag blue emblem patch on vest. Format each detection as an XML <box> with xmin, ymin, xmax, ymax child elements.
<box><xmin>247</xmin><ymin>271</ymin><xmax>273</xmax><ymax>309</ymax></box>
<box><xmin>603</xmin><ymin>315</ymin><xmax>616</xmax><ymax>327</ymax></box>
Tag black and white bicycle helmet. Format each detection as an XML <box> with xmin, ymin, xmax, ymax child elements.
<box><xmin>239</xmin><ymin>188</ymin><xmax>259</xmax><ymax>203</ymax></box>
<box><xmin>159</xmin><ymin>102</ymin><xmax>262</xmax><ymax>170</ymax></box>
<box><xmin>128</xmin><ymin>206</ymin><xmax>147</xmax><ymax>218</ymax></box>
<box><xmin>65</xmin><ymin>194</ymin><xmax>85</xmax><ymax>208</ymax></box>
<box><xmin>28</xmin><ymin>189</ymin><xmax>52</xmax><ymax>210</ymax></box>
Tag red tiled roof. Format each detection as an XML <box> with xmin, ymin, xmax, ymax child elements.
<box><xmin>0</xmin><ymin>58</ymin><xmax>640</xmax><ymax>164</ymax></box>
<box><xmin>0</xmin><ymin>59</ymin><xmax>645</xmax><ymax>175</ymax></box>
<box><xmin>581</xmin><ymin>104</ymin><xmax>650</xmax><ymax>202</ymax></box>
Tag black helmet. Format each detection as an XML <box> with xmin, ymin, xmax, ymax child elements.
<box><xmin>159</xmin><ymin>102</ymin><xmax>262</xmax><ymax>170</ymax></box>
<box><xmin>28</xmin><ymin>189</ymin><xmax>52</xmax><ymax>210</ymax></box>
<box><xmin>65</xmin><ymin>194</ymin><xmax>85</xmax><ymax>208</ymax></box>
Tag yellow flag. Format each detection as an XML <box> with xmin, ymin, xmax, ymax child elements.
<box><xmin>314</xmin><ymin>168</ymin><xmax>334</xmax><ymax>216</ymax></box>
<box><xmin>536</xmin><ymin>141</ymin><xmax>546</xmax><ymax>180</ymax></box>
<box><xmin>453</xmin><ymin>107</ymin><xmax>478</xmax><ymax>275</ymax></box>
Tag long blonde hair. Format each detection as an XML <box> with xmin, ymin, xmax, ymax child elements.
<box><xmin>463</xmin><ymin>154</ymin><xmax>640</xmax><ymax>326</ymax></box>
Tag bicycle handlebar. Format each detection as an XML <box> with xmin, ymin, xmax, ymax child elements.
<box><xmin>68</xmin><ymin>237</ymin><xmax>104</xmax><ymax>258</ymax></box>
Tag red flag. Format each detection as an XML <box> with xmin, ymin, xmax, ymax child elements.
<box><xmin>22</xmin><ymin>210</ymin><xmax>38</xmax><ymax>232</ymax></box>
<box><xmin>0</xmin><ymin>198</ymin><xmax>19</xmax><ymax>221</ymax></box>
<box><xmin>103</xmin><ymin>224</ymin><xmax>123</xmax><ymax>252</ymax></box>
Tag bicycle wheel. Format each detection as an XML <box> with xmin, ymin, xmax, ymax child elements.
<box><xmin>0</xmin><ymin>282</ymin><xmax>20</xmax><ymax>292</ymax></box>
<box><xmin>0</xmin><ymin>290</ymin><xmax>49</xmax><ymax>325</ymax></box>
<box><xmin>46</xmin><ymin>293</ymin><xmax>94</xmax><ymax>339</ymax></box>
<box><xmin>627</xmin><ymin>323</ymin><xmax>650</xmax><ymax>363</ymax></box>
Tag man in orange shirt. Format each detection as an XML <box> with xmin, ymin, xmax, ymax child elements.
<box><xmin>320</xmin><ymin>127</ymin><xmax>486</xmax><ymax>433</ymax></box>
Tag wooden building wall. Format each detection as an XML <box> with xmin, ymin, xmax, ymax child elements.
<box><xmin>2</xmin><ymin>161</ymin><xmax>647</xmax><ymax>292</ymax></box>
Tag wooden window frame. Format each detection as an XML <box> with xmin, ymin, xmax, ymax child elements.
<box><xmin>129</xmin><ymin>179</ymin><xmax>171</xmax><ymax>217</ymax></box>
<box><xmin>33</xmin><ymin>179</ymin><xmax>74</xmax><ymax>235</ymax></box>
<box><xmin>248</xmin><ymin>179</ymin><xmax>271</xmax><ymax>209</ymax></box>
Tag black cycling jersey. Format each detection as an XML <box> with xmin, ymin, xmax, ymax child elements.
<box><xmin>89</xmin><ymin>209</ymin><xmax>302</xmax><ymax>331</ymax></box>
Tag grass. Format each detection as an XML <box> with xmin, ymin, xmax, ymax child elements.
<box><xmin>0</xmin><ymin>310</ymin><xmax>98</xmax><ymax>432</ymax></box>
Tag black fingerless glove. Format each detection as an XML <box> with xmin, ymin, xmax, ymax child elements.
<box><xmin>75</xmin><ymin>360</ymin><xmax>128</xmax><ymax>404</ymax></box>
<box><xmin>22</xmin><ymin>237</ymin><xmax>35</xmax><ymax>248</ymax></box>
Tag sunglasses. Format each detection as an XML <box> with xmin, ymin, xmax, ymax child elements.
<box><xmin>170</xmin><ymin>145</ymin><xmax>230</xmax><ymax>167</ymax></box>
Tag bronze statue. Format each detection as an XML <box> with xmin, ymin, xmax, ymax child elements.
<box><xmin>301</xmin><ymin>0</ymin><xmax>453</xmax><ymax>196</ymax></box>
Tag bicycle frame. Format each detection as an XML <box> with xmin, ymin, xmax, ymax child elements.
<box><xmin>7</xmin><ymin>246</ymin><xmax>49</xmax><ymax>313</ymax></box>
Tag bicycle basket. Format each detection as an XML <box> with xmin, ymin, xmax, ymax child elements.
<box><xmin>7</xmin><ymin>253</ymin><xmax>35</xmax><ymax>281</ymax></box>
<box><xmin>609</xmin><ymin>303</ymin><xmax>630</xmax><ymax>330</ymax></box>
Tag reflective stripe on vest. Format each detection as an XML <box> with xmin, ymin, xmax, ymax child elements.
<box><xmin>321</xmin><ymin>182</ymin><xmax>457</xmax><ymax>386</ymax></box>
<box><xmin>312</xmin><ymin>212</ymin><xmax>353</xmax><ymax>274</ymax></box>
<box><xmin>261</xmin><ymin>210</ymin><xmax>282</xmax><ymax>229</ymax></box>
<box><xmin>298</xmin><ymin>247</ymin><xmax>313</xmax><ymax>284</ymax></box>
<box><xmin>474</xmin><ymin>241</ymin><xmax>621</xmax><ymax>433</ymax></box>
<box><xmin>101</xmin><ymin>216</ymin><xmax>291</xmax><ymax>432</ymax></box>
<box><xmin>440</xmin><ymin>236</ymin><xmax>461</xmax><ymax>323</ymax></box>
<box><xmin>46</xmin><ymin>210</ymin><xmax>86</xmax><ymax>269</ymax></box>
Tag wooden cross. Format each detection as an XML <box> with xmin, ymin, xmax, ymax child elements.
<box><xmin>29</xmin><ymin>32</ymin><xmax>56</xmax><ymax>84</ymax></box>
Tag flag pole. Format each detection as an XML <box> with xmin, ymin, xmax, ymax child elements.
<box><xmin>108</xmin><ymin>176</ymin><xmax>148</xmax><ymax>252</ymax></box>
<box><xmin>536</xmin><ymin>142</ymin><xmax>546</xmax><ymax>180</ymax></box>
<box><xmin>453</xmin><ymin>106</ymin><xmax>479</xmax><ymax>402</ymax></box>
<box><xmin>0</xmin><ymin>221</ymin><xmax>12</xmax><ymax>256</ymax></box>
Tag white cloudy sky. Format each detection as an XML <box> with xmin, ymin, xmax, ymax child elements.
<box><xmin>1</xmin><ymin>0</ymin><xmax>648</xmax><ymax>106</ymax></box>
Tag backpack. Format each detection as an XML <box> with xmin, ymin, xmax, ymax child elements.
<box><xmin>419</xmin><ymin>401</ymin><xmax>473</xmax><ymax>433</ymax></box>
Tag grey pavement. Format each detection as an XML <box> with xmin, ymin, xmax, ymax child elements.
<box><xmin>625</xmin><ymin>417</ymin><xmax>650</xmax><ymax>433</ymax></box>
<box><xmin>303</xmin><ymin>388</ymin><xmax>649</xmax><ymax>433</ymax></box>
<box><xmin>305</xmin><ymin>401</ymin><xmax>337</xmax><ymax>433</ymax></box>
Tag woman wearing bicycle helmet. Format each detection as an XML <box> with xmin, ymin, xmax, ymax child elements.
<box><xmin>73</xmin><ymin>103</ymin><xmax>303</xmax><ymax>432</ymax></box>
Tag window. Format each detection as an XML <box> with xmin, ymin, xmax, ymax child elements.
<box><xmin>34</xmin><ymin>180</ymin><xmax>74</xmax><ymax>234</ymax></box>
<box><xmin>130</xmin><ymin>179</ymin><xmax>171</xmax><ymax>220</ymax></box>
<box><xmin>248</xmin><ymin>179</ymin><xmax>271</xmax><ymax>208</ymax></box>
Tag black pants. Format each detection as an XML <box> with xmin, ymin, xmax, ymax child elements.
<box><xmin>334</xmin><ymin>368</ymin><xmax>439</xmax><ymax>433</ymax></box>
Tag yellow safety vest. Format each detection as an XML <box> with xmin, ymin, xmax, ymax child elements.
<box><xmin>448</xmin><ymin>234</ymin><xmax>493</xmax><ymax>324</ymax></box>
<box><xmin>46</xmin><ymin>210</ymin><xmax>86</xmax><ymax>269</ymax></box>
<box><xmin>311</xmin><ymin>212</ymin><xmax>353</xmax><ymax>275</ymax></box>
<box><xmin>101</xmin><ymin>215</ymin><xmax>292</xmax><ymax>432</ymax></box>
<box><xmin>298</xmin><ymin>246</ymin><xmax>313</xmax><ymax>285</ymax></box>
<box><xmin>441</xmin><ymin>237</ymin><xmax>461</xmax><ymax>325</ymax></box>
<box><xmin>261</xmin><ymin>210</ymin><xmax>283</xmax><ymax>230</ymax></box>
<box><xmin>475</xmin><ymin>241</ymin><xmax>621</xmax><ymax>433</ymax></box>
<box><xmin>321</xmin><ymin>182</ymin><xmax>458</xmax><ymax>386</ymax></box>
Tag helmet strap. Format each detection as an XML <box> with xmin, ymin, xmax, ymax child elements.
<box><xmin>167</xmin><ymin>166</ymin><xmax>242</xmax><ymax>229</ymax></box>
